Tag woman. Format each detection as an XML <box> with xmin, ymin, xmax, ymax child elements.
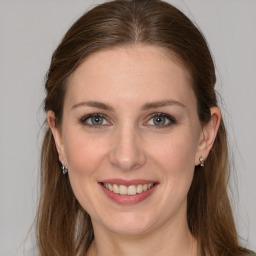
<box><xmin>37</xmin><ymin>0</ymin><xmax>255</xmax><ymax>255</ymax></box>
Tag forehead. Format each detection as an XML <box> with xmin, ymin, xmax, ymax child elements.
<box><xmin>65</xmin><ymin>45</ymin><xmax>196</xmax><ymax>110</ymax></box>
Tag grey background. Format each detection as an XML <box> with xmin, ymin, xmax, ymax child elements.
<box><xmin>0</xmin><ymin>0</ymin><xmax>255</xmax><ymax>255</ymax></box>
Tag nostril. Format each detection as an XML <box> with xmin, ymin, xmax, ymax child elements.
<box><xmin>109</xmin><ymin>148</ymin><xmax>146</xmax><ymax>171</ymax></box>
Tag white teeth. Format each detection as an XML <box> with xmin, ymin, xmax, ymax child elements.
<box><xmin>136</xmin><ymin>184</ymin><xmax>143</xmax><ymax>193</ymax></box>
<box><xmin>127</xmin><ymin>185</ymin><xmax>136</xmax><ymax>195</ymax></box>
<box><xmin>119</xmin><ymin>185</ymin><xmax>127</xmax><ymax>195</ymax></box>
<box><xmin>103</xmin><ymin>183</ymin><xmax>154</xmax><ymax>195</ymax></box>
<box><xmin>108</xmin><ymin>183</ymin><xmax>113</xmax><ymax>192</ymax></box>
<box><xmin>113</xmin><ymin>184</ymin><xmax>119</xmax><ymax>193</ymax></box>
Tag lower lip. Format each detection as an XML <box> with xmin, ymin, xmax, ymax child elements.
<box><xmin>100</xmin><ymin>184</ymin><xmax>158</xmax><ymax>205</ymax></box>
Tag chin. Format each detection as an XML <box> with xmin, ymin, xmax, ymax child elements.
<box><xmin>104</xmin><ymin>214</ymin><xmax>154</xmax><ymax>236</ymax></box>
<box><xmin>91</xmin><ymin>206</ymin><xmax>170</xmax><ymax>237</ymax></box>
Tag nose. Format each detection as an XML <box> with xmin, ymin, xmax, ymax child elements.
<box><xmin>109</xmin><ymin>125</ymin><xmax>146</xmax><ymax>171</ymax></box>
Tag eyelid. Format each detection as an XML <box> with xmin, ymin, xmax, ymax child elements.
<box><xmin>80</xmin><ymin>113</ymin><xmax>111</xmax><ymax>127</ymax></box>
<box><xmin>79</xmin><ymin>112</ymin><xmax>176</xmax><ymax>129</ymax></box>
<box><xmin>144</xmin><ymin>112</ymin><xmax>177</xmax><ymax>128</ymax></box>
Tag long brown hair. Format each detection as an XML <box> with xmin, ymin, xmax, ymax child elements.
<box><xmin>37</xmin><ymin>1</ymin><xmax>250</xmax><ymax>255</ymax></box>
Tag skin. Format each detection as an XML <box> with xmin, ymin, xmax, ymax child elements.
<box><xmin>48</xmin><ymin>45</ymin><xmax>220</xmax><ymax>256</ymax></box>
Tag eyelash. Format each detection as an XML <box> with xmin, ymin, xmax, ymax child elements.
<box><xmin>80</xmin><ymin>112</ymin><xmax>177</xmax><ymax>128</ymax></box>
<box><xmin>146</xmin><ymin>113</ymin><xmax>177</xmax><ymax>128</ymax></box>
<box><xmin>80</xmin><ymin>113</ymin><xmax>110</xmax><ymax>128</ymax></box>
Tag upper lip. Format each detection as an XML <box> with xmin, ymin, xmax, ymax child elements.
<box><xmin>99</xmin><ymin>179</ymin><xmax>158</xmax><ymax>186</ymax></box>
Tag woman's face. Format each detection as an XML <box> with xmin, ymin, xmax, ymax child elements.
<box><xmin>51</xmin><ymin>45</ymin><xmax>206</xmax><ymax>235</ymax></box>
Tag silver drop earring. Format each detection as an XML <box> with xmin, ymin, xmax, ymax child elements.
<box><xmin>61</xmin><ymin>162</ymin><xmax>68</xmax><ymax>175</ymax></box>
<box><xmin>199</xmin><ymin>156</ymin><xmax>205</xmax><ymax>167</ymax></box>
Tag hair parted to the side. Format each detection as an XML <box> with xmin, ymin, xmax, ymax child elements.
<box><xmin>37</xmin><ymin>0</ymin><xmax>251</xmax><ymax>255</ymax></box>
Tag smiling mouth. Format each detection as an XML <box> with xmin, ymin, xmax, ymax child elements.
<box><xmin>101</xmin><ymin>183</ymin><xmax>155</xmax><ymax>195</ymax></box>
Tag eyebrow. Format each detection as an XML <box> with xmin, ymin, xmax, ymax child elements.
<box><xmin>71</xmin><ymin>99</ymin><xmax>185</xmax><ymax>111</ymax></box>
<box><xmin>71</xmin><ymin>101</ymin><xmax>114</xmax><ymax>111</ymax></box>
<box><xmin>141</xmin><ymin>99</ymin><xmax>186</xmax><ymax>110</ymax></box>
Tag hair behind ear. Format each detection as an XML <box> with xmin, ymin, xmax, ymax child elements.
<box><xmin>37</xmin><ymin>127</ymin><xmax>94</xmax><ymax>255</ymax></box>
<box><xmin>188</xmin><ymin>119</ymin><xmax>245</xmax><ymax>256</ymax></box>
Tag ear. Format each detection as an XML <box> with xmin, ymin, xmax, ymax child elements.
<box><xmin>195</xmin><ymin>106</ymin><xmax>221</xmax><ymax>165</ymax></box>
<box><xmin>47</xmin><ymin>110</ymin><xmax>67</xmax><ymax>165</ymax></box>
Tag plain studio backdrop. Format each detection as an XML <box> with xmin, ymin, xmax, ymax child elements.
<box><xmin>0</xmin><ymin>0</ymin><xmax>255</xmax><ymax>255</ymax></box>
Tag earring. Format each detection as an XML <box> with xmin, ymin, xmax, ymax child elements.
<box><xmin>199</xmin><ymin>156</ymin><xmax>205</xmax><ymax>167</ymax></box>
<box><xmin>61</xmin><ymin>162</ymin><xmax>68</xmax><ymax>175</ymax></box>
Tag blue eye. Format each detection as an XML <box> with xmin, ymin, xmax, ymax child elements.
<box><xmin>147</xmin><ymin>113</ymin><xmax>176</xmax><ymax>127</ymax></box>
<box><xmin>80</xmin><ymin>113</ymin><xmax>175</xmax><ymax>128</ymax></box>
<box><xmin>81</xmin><ymin>114</ymin><xmax>109</xmax><ymax>127</ymax></box>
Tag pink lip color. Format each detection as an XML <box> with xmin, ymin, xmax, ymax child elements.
<box><xmin>99</xmin><ymin>181</ymin><xmax>158</xmax><ymax>205</ymax></box>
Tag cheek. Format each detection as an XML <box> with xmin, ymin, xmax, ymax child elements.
<box><xmin>64</xmin><ymin>131</ymin><xmax>107</xmax><ymax>174</ymax></box>
<box><xmin>148</xmin><ymin>128</ymin><xmax>199</xmax><ymax>172</ymax></box>
<box><xmin>146</xmin><ymin>128</ymin><xmax>199</xmax><ymax>200</ymax></box>
<box><xmin>62</xmin><ymin>130</ymin><xmax>109</xmax><ymax>215</ymax></box>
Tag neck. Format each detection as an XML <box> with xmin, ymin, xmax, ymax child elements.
<box><xmin>87</xmin><ymin>215</ymin><xmax>197</xmax><ymax>256</ymax></box>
